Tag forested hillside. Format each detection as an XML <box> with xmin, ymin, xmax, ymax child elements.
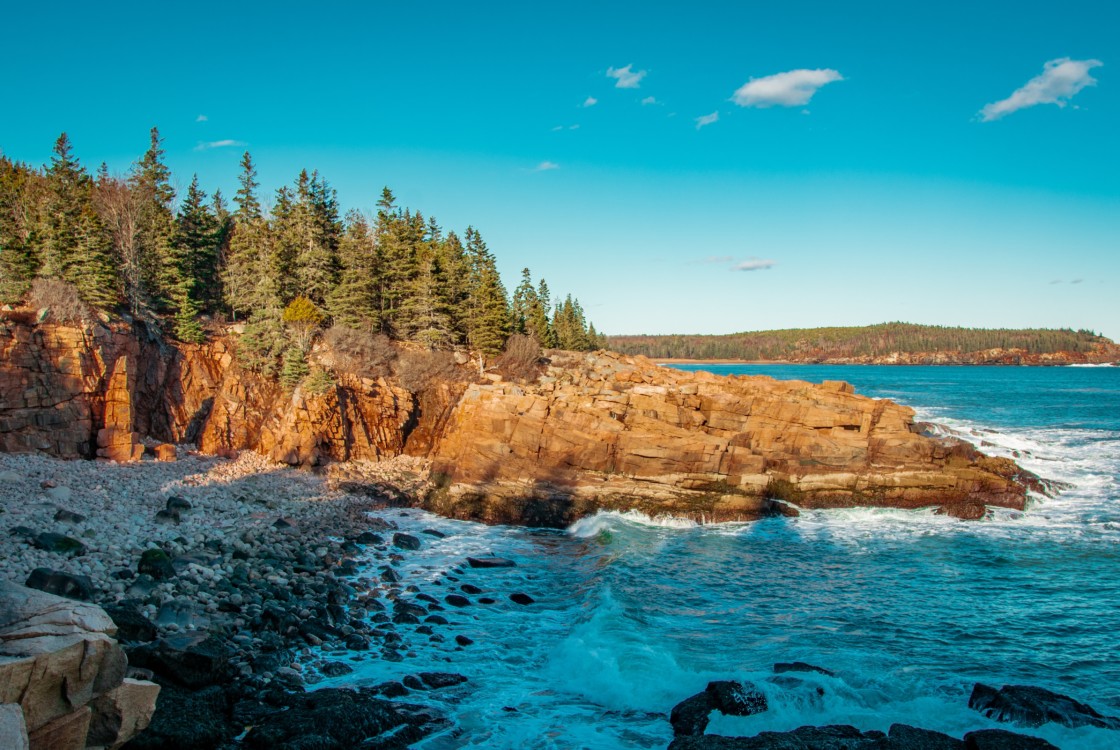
<box><xmin>609</xmin><ymin>323</ymin><xmax>1117</xmax><ymax>362</ymax></box>
<box><xmin>0</xmin><ymin>130</ymin><xmax>605</xmax><ymax>375</ymax></box>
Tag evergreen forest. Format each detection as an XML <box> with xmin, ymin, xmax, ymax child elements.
<box><xmin>0</xmin><ymin>130</ymin><xmax>606</xmax><ymax>377</ymax></box>
<box><xmin>609</xmin><ymin>323</ymin><xmax>1113</xmax><ymax>361</ymax></box>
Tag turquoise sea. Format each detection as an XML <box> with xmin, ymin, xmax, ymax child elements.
<box><xmin>326</xmin><ymin>365</ymin><xmax>1120</xmax><ymax>749</ymax></box>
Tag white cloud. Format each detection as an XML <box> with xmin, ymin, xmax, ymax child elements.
<box><xmin>980</xmin><ymin>57</ymin><xmax>1103</xmax><ymax>121</ymax></box>
<box><xmin>732</xmin><ymin>258</ymin><xmax>776</xmax><ymax>272</ymax></box>
<box><xmin>196</xmin><ymin>114</ymin><xmax>208</xmax><ymax>122</ymax></box>
<box><xmin>583</xmin><ymin>96</ymin><xmax>598</xmax><ymax>107</ymax></box>
<box><xmin>641</xmin><ymin>96</ymin><xmax>658</xmax><ymax>105</ymax></box>
<box><xmin>194</xmin><ymin>139</ymin><xmax>245</xmax><ymax>151</ymax></box>
<box><xmin>695</xmin><ymin>111</ymin><xmax>719</xmax><ymax>129</ymax></box>
<box><xmin>534</xmin><ymin>161</ymin><xmax>560</xmax><ymax>172</ymax></box>
<box><xmin>732</xmin><ymin>68</ymin><xmax>843</xmax><ymax>108</ymax></box>
<box><xmin>569</xmin><ymin>124</ymin><xmax>580</xmax><ymax>130</ymax></box>
<box><xmin>701</xmin><ymin>255</ymin><xmax>735</xmax><ymax>264</ymax></box>
<box><xmin>607</xmin><ymin>64</ymin><xmax>646</xmax><ymax>89</ymax></box>
<box><xmin>551</xmin><ymin>125</ymin><xmax>564</xmax><ymax>131</ymax></box>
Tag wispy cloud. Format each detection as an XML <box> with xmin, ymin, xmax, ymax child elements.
<box><xmin>196</xmin><ymin>114</ymin><xmax>208</xmax><ymax>122</ymax></box>
<box><xmin>980</xmin><ymin>58</ymin><xmax>1103</xmax><ymax>121</ymax></box>
<box><xmin>695</xmin><ymin>111</ymin><xmax>719</xmax><ymax>129</ymax></box>
<box><xmin>732</xmin><ymin>68</ymin><xmax>843</xmax><ymax>108</ymax></box>
<box><xmin>700</xmin><ymin>255</ymin><xmax>735</xmax><ymax>264</ymax></box>
<box><xmin>551</xmin><ymin>125</ymin><xmax>581</xmax><ymax>131</ymax></box>
<box><xmin>583</xmin><ymin>96</ymin><xmax>598</xmax><ymax>107</ymax></box>
<box><xmin>607</xmin><ymin>64</ymin><xmax>646</xmax><ymax>89</ymax></box>
<box><xmin>641</xmin><ymin>96</ymin><xmax>658</xmax><ymax>105</ymax></box>
<box><xmin>534</xmin><ymin>161</ymin><xmax>560</xmax><ymax>172</ymax></box>
<box><xmin>194</xmin><ymin>139</ymin><xmax>245</xmax><ymax>151</ymax></box>
<box><xmin>732</xmin><ymin>258</ymin><xmax>776</xmax><ymax>272</ymax></box>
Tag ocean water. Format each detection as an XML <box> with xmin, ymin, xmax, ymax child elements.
<box><xmin>325</xmin><ymin>365</ymin><xmax>1120</xmax><ymax>749</ymax></box>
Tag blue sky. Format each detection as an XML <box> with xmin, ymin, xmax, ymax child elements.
<box><xmin>3</xmin><ymin>1</ymin><xmax>1117</xmax><ymax>337</ymax></box>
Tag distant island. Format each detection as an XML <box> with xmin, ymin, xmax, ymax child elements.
<box><xmin>608</xmin><ymin>322</ymin><xmax>1120</xmax><ymax>365</ymax></box>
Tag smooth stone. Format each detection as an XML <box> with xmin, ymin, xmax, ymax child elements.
<box><xmin>466</xmin><ymin>556</ymin><xmax>516</xmax><ymax>568</ymax></box>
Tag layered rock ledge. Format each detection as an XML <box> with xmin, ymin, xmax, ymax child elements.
<box><xmin>427</xmin><ymin>350</ymin><xmax>1037</xmax><ymax>525</ymax></box>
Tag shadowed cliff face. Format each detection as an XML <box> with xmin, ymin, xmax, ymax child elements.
<box><xmin>0</xmin><ymin>319</ymin><xmax>1037</xmax><ymax>525</ymax></box>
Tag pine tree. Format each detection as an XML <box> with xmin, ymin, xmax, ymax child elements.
<box><xmin>130</xmin><ymin>127</ymin><xmax>176</xmax><ymax>312</ymax></box>
<box><xmin>511</xmin><ymin>268</ymin><xmax>536</xmax><ymax>335</ymax></box>
<box><xmin>169</xmin><ymin>175</ymin><xmax>218</xmax><ymax>341</ymax></box>
<box><xmin>326</xmin><ymin>209</ymin><xmax>380</xmax><ymax>331</ymax></box>
<box><xmin>535</xmin><ymin>278</ymin><xmax>556</xmax><ymax>347</ymax></box>
<box><xmin>224</xmin><ymin>152</ymin><xmax>265</xmax><ymax>319</ymax></box>
<box><xmin>0</xmin><ymin>156</ymin><xmax>43</xmax><ymax>303</ymax></box>
<box><xmin>464</xmin><ymin>227</ymin><xmax>509</xmax><ymax>358</ymax></box>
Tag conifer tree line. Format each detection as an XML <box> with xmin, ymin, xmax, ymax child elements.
<box><xmin>0</xmin><ymin>129</ymin><xmax>607</xmax><ymax>367</ymax></box>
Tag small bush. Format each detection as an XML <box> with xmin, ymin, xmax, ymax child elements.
<box><xmin>322</xmin><ymin>325</ymin><xmax>397</xmax><ymax>378</ymax></box>
<box><xmin>28</xmin><ymin>278</ymin><xmax>93</xmax><ymax>324</ymax></box>
<box><xmin>280</xmin><ymin>346</ymin><xmax>310</xmax><ymax>389</ymax></box>
<box><xmin>494</xmin><ymin>334</ymin><xmax>545</xmax><ymax>382</ymax></box>
<box><xmin>395</xmin><ymin>348</ymin><xmax>464</xmax><ymax>394</ymax></box>
<box><xmin>302</xmin><ymin>367</ymin><xmax>335</xmax><ymax>395</ymax></box>
<box><xmin>236</xmin><ymin>312</ymin><xmax>289</xmax><ymax>376</ymax></box>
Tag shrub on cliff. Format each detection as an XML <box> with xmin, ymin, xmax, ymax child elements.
<box><xmin>280</xmin><ymin>346</ymin><xmax>310</xmax><ymax>389</ymax></box>
<box><xmin>283</xmin><ymin>296</ymin><xmax>325</xmax><ymax>352</ymax></box>
<box><xmin>322</xmin><ymin>325</ymin><xmax>396</xmax><ymax>378</ymax></box>
<box><xmin>27</xmin><ymin>278</ymin><xmax>94</xmax><ymax>324</ymax></box>
<box><xmin>494</xmin><ymin>334</ymin><xmax>545</xmax><ymax>383</ymax></box>
<box><xmin>395</xmin><ymin>348</ymin><xmax>464</xmax><ymax>394</ymax></box>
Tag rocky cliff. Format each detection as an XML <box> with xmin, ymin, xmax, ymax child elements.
<box><xmin>0</xmin><ymin>316</ymin><xmax>1040</xmax><ymax>525</ymax></box>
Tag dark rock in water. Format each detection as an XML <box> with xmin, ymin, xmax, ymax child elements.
<box><xmin>381</xmin><ymin>566</ymin><xmax>401</xmax><ymax>583</ymax></box>
<box><xmin>416</xmin><ymin>593</ymin><xmax>440</xmax><ymax>604</ymax></box>
<box><xmin>321</xmin><ymin>661</ymin><xmax>354</xmax><ymax>677</ymax></box>
<box><xmin>25</xmin><ymin>567</ymin><xmax>93</xmax><ymax>600</ymax></box>
<box><xmin>669</xmin><ymin>724</ymin><xmax>885</xmax><ymax>749</ymax></box>
<box><xmin>509</xmin><ymin>592</ymin><xmax>535</xmax><ymax>605</ymax></box>
<box><xmin>345</xmin><ymin>633</ymin><xmax>371</xmax><ymax>651</ymax></box>
<box><xmin>393</xmin><ymin>532</ymin><xmax>422</xmax><ymax>550</ymax></box>
<box><xmin>357</xmin><ymin>531</ymin><xmax>384</xmax><ymax>545</ymax></box>
<box><xmin>467</xmin><ymin>556</ymin><xmax>516</xmax><ymax>568</ymax></box>
<box><xmin>336</xmin><ymin>558</ymin><xmax>359</xmax><ymax>576</ymax></box>
<box><xmin>166</xmin><ymin>495</ymin><xmax>192</xmax><ymax>512</ymax></box>
<box><xmin>478</xmin><ymin>597</ymin><xmax>497</xmax><ymax>604</ymax></box>
<box><xmin>455</xmin><ymin>634</ymin><xmax>474</xmax><ymax>646</ymax></box>
<box><xmin>154</xmin><ymin>509</ymin><xmax>181</xmax><ymax>525</ymax></box>
<box><xmin>125</xmin><ymin>683</ymin><xmax>231</xmax><ymax>750</ymax></box>
<box><xmin>969</xmin><ymin>682</ymin><xmax>1120</xmax><ymax>729</ymax></box>
<box><xmin>104</xmin><ymin>603</ymin><xmax>158</xmax><ymax>642</ymax></box>
<box><xmin>460</xmin><ymin>584</ymin><xmax>483</xmax><ymax>595</ymax></box>
<box><xmin>241</xmin><ymin>687</ymin><xmax>448</xmax><ymax>749</ymax></box>
<box><xmin>138</xmin><ymin>548</ymin><xmax>176</xmax><ymax>580</ymax></box>
<box><xmin>422</xmin><ymin>528</ymin><xmax>447</xmax><ymax>538</ymax></box>
<box><xmin>394</xmin><ymin>600</ymin><xmax>428</xmax><ymax>619</ymax></box>
<box><xmin>669</xmin><ymin>692</ymin><xmax>713</xmax><ymax>736</ymax></box>
<box><xmin>773</xmin><ymin>662</ymin><xmax>836</xmax><ymax>677</ymax></box>
<box><xmin>963</xmin><ymin>728</ymin><xmax>1060</xmax><ymax>749</ymax></box>
<box><xmin>53</xmin><ymin>508</ymin><xmax>86</xmax><ymax>523</ymax></box>
<box><xmin>403</xmin><ymin>674</ymin><xmax>425</xmax><ymax>690</ymax></box>
<box><xmin>424</xmin><ymin>615</ymin><xmax>449</xmax><ymax>625</ymax></box>
<box><xmin>375</xmin><ymin>681</ymin><xmax>409</xmax><ymax>698</ymax></box>
<box><xmin>129</xmin><ymin>633</ymin><xmax>234</xmax><ymax>689</ymax></box>
<box><xmin>420</xmin><ymin>672</ymin><xmax>468</xmax><ymax>689</ymax></box>
<box><xmin>887</xmin><ymin>723</ymin><xmax>965</xmax><ymax>749</ymax></box>
<box><xmin>33</xmin><ymin>531</ymin><xmax>87</xmax><ymax>556</ymax></box>
<box><xmin>707</xmin><ymin>680</ymin><xmax>767</xmax><ymax>717</ymax></box>
<box><xmin>445</xmin><ymin>594</ymin><xmax>471</xmax><ymax>607</ymax></box>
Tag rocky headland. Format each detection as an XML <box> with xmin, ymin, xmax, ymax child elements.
<box><xmin>1</xmin><ymin>314</ymin><xmax>1080</xmax><ymax>748</ymax></box>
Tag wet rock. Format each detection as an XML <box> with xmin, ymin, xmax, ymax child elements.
<box><xmin>380</xmin><ymin>566</ymin><xmax>401</xmax><ymax>583</ymax></box>
<box><xmin>32</xmin><ymin>532</ymin><xmax>87</xmax><ymax>556</ymax></box>
<box><xmin>103</xmin><ymin>603</ymin><xmax>158</xmax><ymax>642</ymax></box>
<box><xmin>420</xmin><ymin>672</ymin><xmax>468</xmax><ymax>689</ymax></box>
<box><xmin>421</xmin><ymin>528</ymin><xmax>446</xmax><ymax>538</ymax></box>
<box><xmin>125</xmin><ymin>683</ymin><xmax>231</xmax><ymax>750</ymax></box>
<box><xmin>403</xmin><ymin>675</ymin><xmax>425</xmax><ymax>690</ymax></box>
<box><xmin>138</xmin><ymin>548</ymin><xmax>176</xmax><ymax>580</ymax></box>
<box><xmin>241</xmin><ymin>687</ymin><xmax>447</xmax><ymax>749</ymax></box>
<box><xmin>478</xmin><ymin>597</ymin><xmax>497</xmax><ymax>604</ymax></box>
<box><xmin>773</xmin><ymin>662</ymin><xmax>836</xmax><ymax>677</ymax></box>
<box><xmin>374</xmin><ymin>681</ymin><xmax>409</xmax><ymax>698</ymax></box>
<box><xmin>669</xmin><ymin>692</ymin><xmax>713</xmax><ymax>737</ymax></box>
<box><xmin>445</xmin><ymin>594</ymin><xmax>471</xmax><ymax>607</ymax></box>
<box><xmin>466</xmin><ymin>556</ymin><xmax>516</xmax><ymax>568</ymax></box>
<box><xmin>937</xmin><ymin>502</ymin><xmax>988</xmax><ymax>520</ymax></box>
<box><xmin>509</xmin><ymin>592</ymin><xmax>535</xmax><ymax>605</ymax></box>
<box><xmin>357</xmin><ymin>531</ymin><xmax>383</xmax><ymax>545</ymax></box>
<box><xmin>392</xmin><ymin>532</ymin><xmax>421</xmax><ymax>550</ymax></box>
<box><xmin>454</xmin><ymin>635</ymin><xmax>474</xmax><ymax>647</ymax></box>
<box><xmin>53</xmin><ymin>509</ymin><xmax>86</xmax><ymax>524</ymax></box>
<box><xmin>887</xmin><ymin>723</ymin><xmax>965</xmax><ymax>749</ymax></box>
<box><xmin>24</xmin><ymin>568</ymin><xmax>94</xmax><ymax>601</ymax></box>
<box><xmin>320</xmin><ymin>661</ymin><xmax>354</xmax><ymax>677</ymax></box>
<box><xmin>962</xmin><ymin>728</ymin><xmax>1059</xmax><ymax>749</ymax></box>
<box><xmin>128</xmin><ymin>633</ymin><xmax>233</xmax><ymax>689</ymax></box>
<box><xmin>424</xmin><ymin>615</ymin><xmax>449</xmax><ymax>625</ymax></box>
<box><xmin>460</xmin><ymin>584</ymin><xmax>483</xmax><ymax>595</ymax></box>
<box><xmin>969</xmin><ymin>683</ymin><xmax>1120</xmax><ymax>730</ymax></box>
<box><xmin>707</xmin><ymin>680</ymin><xmax>767</xmax><ymax>717</ymax></box>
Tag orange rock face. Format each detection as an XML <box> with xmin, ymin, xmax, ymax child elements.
<box><xmin>427</xmin><ymin>351</ymin><xmax>1035</xmax><ymax>525</ymax></box>
<box><xmin>0</xmin><ymin>318</ymin><xmax>1038</xmax><ymax>525</ymax></box>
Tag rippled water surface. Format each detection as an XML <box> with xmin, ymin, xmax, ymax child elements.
<box><xmin>327</xmin><ymin>365</ymin><xmax>1120</xmax><ymax>749</ymax></box>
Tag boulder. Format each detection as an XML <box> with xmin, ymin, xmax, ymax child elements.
<box><xmin>24</xmin><ymin>568</ymin><xmax>94</xmax><ymax>601</ymax></box>
<box><xmin>137</xmin><ymin>549</ymin><xmax>176</xmax><ymax>580</ymax></box>
<box><xmin>86</xmin><ymin>678</ymin><xmax>161</xmax><ymax>749</ymax></box>
<box><xmin>392</xmin><ymin>532</ymin><xmax>421</xmax><ymax>550</ymax></box>
<box><xmin>969</xmin><ymin>682</ymin><xmax>1120</xmax><ymax>730</ymax></box>
<box><xmin>0</xmin><ymin>704</ymin><xmax>29</xmax><ymax>750</ymax></box>
<box><xmin>128</xmin><ymin>633</ymin><xmax>233</xmax><ymax>689</ymax></box>
<box><xmin>962</xmin><ymin>729</ymin><xmax>1059</xmax><ymax>749</ymax></box>
<box><xmin>466</xmin><ymin>556</ymin><xmax>516</xmax><ymax>568</ymax></box>
<box><xmin>155</xmin><ymin>443</ymin><xmax>178</xmax><ymax>461</ymax></box>
<box><xmin>32</xmin><ymin>532</ymin><xmax>87</xmax><ymax>557</ymax></box>
<box><xmin>706</xmin><ymin>680</ymin><xmax>767</xmax><ymax>717</ymax></box>
<box><xmin>887</xmin><ymin>723</ymin><xmax>965</xmax><ymax>749</ymax></box>
<box><xmin>669</xmin><ymin>692</ymin><xmax>713</xmax><ymax>737</ymax></box>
